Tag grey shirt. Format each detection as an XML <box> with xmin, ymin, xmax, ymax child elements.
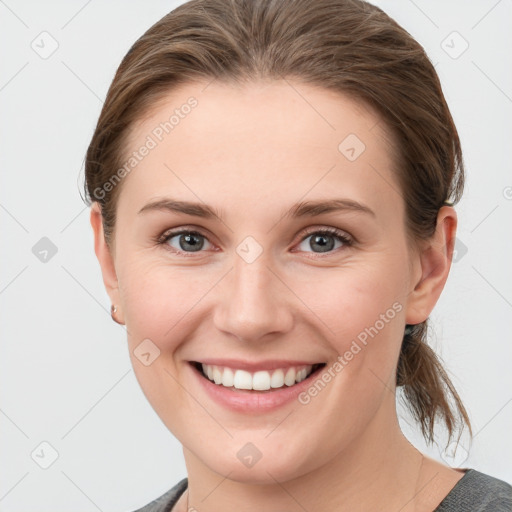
<box><xmin>132</xmin><ymin>469</ymin><xmax>512</xmax><ymax>511</ymax></box>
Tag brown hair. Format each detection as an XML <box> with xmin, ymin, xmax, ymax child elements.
<box><xmin>83</xmin><ymin>0</ymin><xmax>471</xmax><ymax>447</ymax></box>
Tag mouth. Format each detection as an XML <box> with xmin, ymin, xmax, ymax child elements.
<box><xmin>189</xmin><ymin>361</ymin><xmax>327</xmax><ymax>393</ymax></box>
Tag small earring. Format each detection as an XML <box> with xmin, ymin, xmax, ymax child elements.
<box><xmin>111</xmin><ymin>304</ymin><xmax>123</xmax><ymax>324</ymax></box>
<box><xmin>404</xmin><ymin>324</ymin><xmax>414</xmax><ymax>336</ymax></box>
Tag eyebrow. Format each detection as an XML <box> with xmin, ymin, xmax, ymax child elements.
<box><xmin>138</xmin><ymin>197</ymin><xmax>375</xmax><ymax>219</ymax></box>
<box><xmin>138</xmin><ymin>199</ymin><xmax>223</xmax><ymax>218</ymax></box>
<box><xmin>286</xmin><ymin>198</ymin><xmax>375</xmax><ymax>218</ymax></box>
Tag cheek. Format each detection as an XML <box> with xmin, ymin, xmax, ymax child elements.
<box><xmin>293</xmin><ymin>260</ymin><xmax>405</xmax><ymax>342</ymax></box>
<box><xmin>290</xmin><ymin>258</ymin><xmax>406</xmax><ymax>395</ymax></box>
<box><xmin>116</xmin><ymin>257</ymin><xmax>205</xmax><ymax>431</ymax></box>
<box><xmin>117</xmin><ymin>255</ymin><xmax>218</xmax><ymax>348</ymax></box>
<box><xmin>288</xmin><ymin>264</ymin><xmax>406</xmax><ymax>450</ymax></box>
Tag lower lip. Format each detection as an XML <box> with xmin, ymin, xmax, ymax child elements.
<box><xmin>189</xmin><ymin>363</ymin><xmax>326</xmax><ymax>413</ymax></box>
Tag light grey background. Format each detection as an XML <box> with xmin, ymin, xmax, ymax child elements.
<box><xmin>0</xmin><ymin>1</ymin><xmax>511</xmax><ymax>511</ymax></box>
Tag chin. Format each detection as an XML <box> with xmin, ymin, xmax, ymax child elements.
<box><xmin>197</xmin><ymin>445</ymin><xmax>318</xmax><ymax>485</ymax></box>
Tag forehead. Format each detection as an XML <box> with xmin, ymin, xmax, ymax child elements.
<box><xmin>118</xmin><ymin>79</ymin><xmax>402</xmax><ymax>224</ymax></box>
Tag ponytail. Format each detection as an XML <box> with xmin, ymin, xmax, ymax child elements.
<box><xmin>396</xmin><ymin>320</ymin><xmax>472</xmax><ymax>447</ymax></box>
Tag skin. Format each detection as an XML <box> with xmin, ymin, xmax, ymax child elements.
<box><xmin>90</xmin><ymin>80</ymin><xmax>465</xmax><ymax>511</ymax></box>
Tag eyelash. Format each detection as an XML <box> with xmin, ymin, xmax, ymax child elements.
<box><xmin>155</xmin><ymin>226</ymin><xmax>354</xmax><ymax>257</ymax></box>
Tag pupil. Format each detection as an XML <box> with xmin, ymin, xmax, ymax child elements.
<box><xmin>311</xmin><ymin>234</ymin><xmax>334</xmax><ymax>253</ymax></box>
<box><xmin>180</xmin><ymin>233</ymin><xmax>203</xmax><ymax>251</ymax></box>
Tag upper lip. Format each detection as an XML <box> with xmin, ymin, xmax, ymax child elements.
<box><xmin>190</xmin><ymin>358</ymin><xmax>326</xmax><ymax>372</ymax></box>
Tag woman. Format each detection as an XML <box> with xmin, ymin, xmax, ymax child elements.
<box><xmin>85</xmin><ymin>0</ymin><xmax>512</xmax><ymax>510</ymax></box>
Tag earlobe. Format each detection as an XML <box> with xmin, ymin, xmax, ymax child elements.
<box><xmin>405</xmin><ymin>206</ymin><xmax>458</xmax><ymax>325</ymax></box>
<box><xmin>90</xmin><ymin>202</ymin><xmax>123</xmax><ymax>319</ymax></box>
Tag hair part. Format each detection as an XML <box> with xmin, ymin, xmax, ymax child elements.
<box><xmin>84</xmin><ymin>0</ymin><xmax>471</xmax><ymax>448</ymax></box>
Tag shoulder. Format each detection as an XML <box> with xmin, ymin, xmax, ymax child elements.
<box><xmin>130</xmin><ymin>478</ymin><xmax>188</xmax><ymax>512</ymax></box>
<box><xmin>435</xmin><ymin>469</ymin><xmax>512</xmax><ymax>512</ymax></box>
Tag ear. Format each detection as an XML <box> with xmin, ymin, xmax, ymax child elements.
<box><xmin>405</xmin><ymin>206</ymin><xmax>457</xmax><ymax>325</ymax></box>
<box><xmin>90</xmin><ymin>202</ymin><xmax>124</xmax><ymax>323</ymax></box>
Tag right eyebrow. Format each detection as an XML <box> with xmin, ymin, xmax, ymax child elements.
<box><xmin>138</xmin><ymin>198</ymin><xmax>222</xmax><ymax>219</ymax></box>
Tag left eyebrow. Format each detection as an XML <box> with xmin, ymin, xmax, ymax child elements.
<box><xmin>285</xmin><ymin>198</ymin><xmax>376</xmax><ymax>219</ymax></box>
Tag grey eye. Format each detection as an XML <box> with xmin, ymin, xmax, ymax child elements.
<box><xmin>166</xmin><ymin>231</ymin><xmax>212</xmax><ymax>252</ymax></box>
<box><xmin>296</xmin><ymin>232</ymin><xmax>346</xmax><ymax>253</ymax></box>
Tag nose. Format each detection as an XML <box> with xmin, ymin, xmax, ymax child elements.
<box><xmin>213</xmin><ymin>254</ymin><xmax>294</xmax><ymax>343</ymax></box>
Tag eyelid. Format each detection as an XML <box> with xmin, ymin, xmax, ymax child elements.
<box><xmin>157</xmin><ymin>224</ymin><xmax>213</xmax><ymax>242</ymax></box>
<box><xmin>297</xmin><ymin>225</ymin><xmax>353</xmax><ymax>243</ymax></box>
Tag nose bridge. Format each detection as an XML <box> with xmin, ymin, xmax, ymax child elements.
<box><xmin>214</xmin><ymin>250</ymin><xmax>293</xmax><ymax>342</ymax></box>
<box><xmin>233</xmin><ymin>254</ymin><xmax>272</xmax><ymax>304</ymax></box>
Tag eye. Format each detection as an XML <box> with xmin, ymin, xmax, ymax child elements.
<box><xmin>295</xmin><ymin>227</ymin><xmax>353</xmax><ymax>254</ymax></box>
<box><xmin>158</xmin><ymin>229</ymin><xmax>214</xmax><ymax>253</ymax></box>
<box><xmin>156</xmin><ymin>226</ymin><xmax>353</xmax><ymax>256</ymax></box>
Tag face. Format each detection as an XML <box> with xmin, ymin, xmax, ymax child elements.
<box><xmin>92</xmin><ymin>80</ymin><xmax>451</xmax><ymax>484</ymax></box>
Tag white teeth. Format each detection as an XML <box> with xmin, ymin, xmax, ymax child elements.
<box><xmin>252</xmin><ymin>371</ymin><xmax>271</xmax><ymax>391</ymax></box>
<box><xmin>270</xmin><ymin>369</ymin><xmax>284</xmax><ymax>388</ymax></box>
<box><xmin>221</xmin><ymin>367</ymin><xmax>234</xmax><ymax>387</ymax></box>
<box><xmin>213</xmin><ymin>366</ymin><xmax>222</xmax><ymax>384</ymax></box>
<box><xmin>199</xmin><ymin>363</ymin><xmax>315</xmax><ymax>390</ymax></box>
<box><xmin>233</xmin><ymin>370</ymin><xmax>252</xmax><ymax>390</ymax></box>
<box><xmin>284</xmin><ymin>368</ymin><xmax>296</xmax><ymax>386</ymax></box>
